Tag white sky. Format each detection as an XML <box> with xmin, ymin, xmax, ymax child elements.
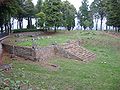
<box><xmin>32</xmin><ymin>0</ymin><xmax>94</xmax><ymax>11</ymax></box>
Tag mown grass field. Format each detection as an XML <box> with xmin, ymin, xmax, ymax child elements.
<box><xmin>3</xmin><ymin>30</ymin><xmax>120</xmax><ymax>90</ymax></box>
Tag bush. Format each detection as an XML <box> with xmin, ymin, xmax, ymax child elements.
<box><xmin>27</xmin><ymin>25</ymin><xmax>36</xmax><ymax>29</ymax></box>
<box><xmin>12</xmin><ymin>29</ymin><xmax>44</xmax><ymax>33</ymax></box>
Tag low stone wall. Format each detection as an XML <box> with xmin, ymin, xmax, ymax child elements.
<box><xmin>2</xmin><ymin>43</ymin><xmax>36</xmax><ymax>61</ymax></box>
<box><xmin>2</xmin><ymin>43</ymin><xmax>56</xmax><ymax>61</ymax></box>
<box><xmin>14</xmin><ymin>46</ymin><xmax>36</xmax><ymax>60</ymax></box>
<box><xmin>14</xmin><ymin>32</ymin><xmax>43</xmax><ymax>37</ymax></box>
<box><xmin>35</xmin><ymin>46</ymin><xmax>55</xmax><ymax>61</ymax></box>
<box><xmin>2</xmin><ymin>41</ymin><xmax>81</xmax><ymax>61</ymax></box>
<box><xmin>2</xmin><ymin>44</ymin><xmax>14</xmax><ymax>54</ymax></box>
<box><xmin>54</xmin><ymin>41</ymin><xmax>81</xmax><ymax>60</ymax></box>
<box><xmin>54</xmin><ymin>45</ymin><xmax>80</xmax><ymax>60</ymax></box>
<box><xmin>2</xmin><ymin>40</ymin><xmax>96</xmax><ymax>62</ymax></box>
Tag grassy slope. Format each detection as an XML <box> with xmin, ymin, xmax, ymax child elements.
<box><xmin>15</xmin><ymin>31</ymin><xmax>95</xmax><ymax>47</ymax></box>
<box><xmin>4</xmin><ymin>31</ymin><xmax>120</xmax><ymax>90</ymax></box>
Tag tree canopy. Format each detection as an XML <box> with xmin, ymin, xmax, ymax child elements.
<box><xmin>0</xmin><ymin>0</ymin><xmax>120</xmax><ymax>33</ymax></box>
<box><xmin>62</xmin><ymin>1</ymin><xmax>76</xmax><ymax>30</ymax></box>
<box><xmin>105</xmin><ymin>0</ymin><xmax>120</xmax><ymax>31</ymax></box>
<box><xmin>77</xmin><ymin>0</ymin><xmax>93</xmax><ymax>30</ymax></box>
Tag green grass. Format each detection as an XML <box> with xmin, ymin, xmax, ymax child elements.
<box><xmin>15</xmin><ymin>30</ymin><xmax>101</xmax><ymax>47</ymax></box>
<box><xmin>3</xmin><ymin>30</ymin><xmax>120</xmax><ymax>90</ymax></box>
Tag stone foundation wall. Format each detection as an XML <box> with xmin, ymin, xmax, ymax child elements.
<box><xmin>2</xmin><ymin>43</ymin><xmax>36</xmax><ymax>61</ymax></box>
<box><xmin>2</xmin><ymin>44</ymin><xmax>14</xmax><ymax>54</ymax></box>
<box><xmin>54</xmin><ymin>45</ymin><xmax>80</xmax><ymax>60</ymax></box>
<box><xmin>2</xmin><ymin>41</ymin><xmax>81</xmax><ymax>61</ymax></box>
<box><xmin>2</xmin><ymin>43</ymin><xmax>56</xmax><ymax>61</ymax></box>
<box><xmin>35</xmin><ymin>46</ymin><xmax>55</xmax><ymax>61</ymax></box>
<box><xmin>14</xmin><ymin>46</ymin><xmax>36</xmax><ymax>60</ymax></box>
<box><xmin>54</xmin><ymin>41</ymin><xmax>81</xmax><ymax>60</ymax></box>
<box><xmin>2</xmin><ymin>40</ymin><xmax>96</xmax><ymax>61</ymax></box>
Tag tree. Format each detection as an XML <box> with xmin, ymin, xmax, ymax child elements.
<box><xmin>23</xmin><ymin>0</ymin><xmax>35</xmax><ymax>29</ymax></box>
<box><xmin>14</xmin><ymin>0</ymin><xmax>26</xmax><ymax>29</ymax></box>
<box><xmin>105</xmin><ymin>0</ymin><xmax>120</xmax><ymax>32</ymax></box>
<box><xmin>78</xmin><ymin>0</ymin><xmax>93</xmax><ymax>30</ymax></box>
<box><xmin>62</xmin><ymin>1</ymin><xmax>76</xmax><ymax>31</ymax></box>
<box><xmin>0</xmin><ymin>0</ymin><xmax>18</xmax><ymax>33</ymax></box>
<box><xmin>36</xmin><ymin>0</ymin><xmax>43</xmax><ymax>13</ymax></box>
<box><xmin>43</xmin><ymin>0</ymin><xmax>63</xmax><ymax>32</ymax></box>
<box><xmin>98</xmin><ymin>0</ymin><xmax>106</xmax><ymax>30</ymax></box>
<box><xmin>36</xmin><ymin>12</ymin><xmax>46</xmax><ymax>29</ymax></box>
<box><xmin>88</xmin><ymin>11</ymin><xmax>94</xmax><ymax>30</ymax></box>
<box><xmin>90</xmin><ymin>0</ymin><xmax>99</xmax><ymax>30</ymax></box>
<box><xmin>90</xmin><ymin>0</ymin><xmax>106</xmax><ymax>30</ymax></box>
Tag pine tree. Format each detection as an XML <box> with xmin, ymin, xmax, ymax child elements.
<box><xmin>78</xmin><ymin>0</ymin><xmax>93</xmax><ymax>30</ymax></box>
<box><xmin>106</xmin><ymin>0</ymin><xmax>120</xmax><ymax>32</ymax></box>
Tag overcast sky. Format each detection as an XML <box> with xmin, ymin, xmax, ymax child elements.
<box><xmin>32</xmin><ymin>0</ymin><xmax>94</xmax><ymax>11</ymax></box>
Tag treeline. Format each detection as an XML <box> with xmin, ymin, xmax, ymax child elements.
<box><xmin>0</xmin><ymin>0</ymin><xmax>120</xmax><ymax>33</ymax></box>
<box><xmin>0</xmin><ymin>0</ymin><xmax>76</xmax><ymax>32</ymax></box>
<box><xmin>78</xmin><ymin>0</ymin><xmax>120</xmax><ymax>32</ymax></box>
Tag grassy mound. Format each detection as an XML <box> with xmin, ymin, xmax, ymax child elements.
<box><xmin>2</xmin><ymin>30</ymin><xmax>120</xmax><ymax>90</ymax></box>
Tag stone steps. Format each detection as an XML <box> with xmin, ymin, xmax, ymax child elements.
<box><xmin>62</xmin><ymin>44</ymin><xmax>96</xmax><ymax>61</ymax></box>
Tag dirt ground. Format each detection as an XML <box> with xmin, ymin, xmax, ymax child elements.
<box><xmin>104</xmin><ymin>31</ymin><xmax>120</xmax><ymax>38</ymax></box>
<box><xmin>2</xmin><ymin>51</ymin><xmax>59</xmax><ymax>71</ymax></box>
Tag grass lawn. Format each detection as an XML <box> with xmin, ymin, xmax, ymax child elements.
<box><xmin>15</xmin><ymin>30</ymin><xmax>103</xmax><ymax>47</ymax></box>
<box><xmin>2</xmin><ymin>30</ymin><xmax>120</xmax><ymax>90</ymax></box>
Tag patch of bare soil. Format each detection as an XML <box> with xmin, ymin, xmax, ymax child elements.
<box><xmin>104</xmin><ymin>31</ymin><xmax>120</xmax><ymax>38</ymax></box>
<box><xmin>2</xmin><ymin>52</ymin><xmax>59</xmax><ymax>71</ymax></box>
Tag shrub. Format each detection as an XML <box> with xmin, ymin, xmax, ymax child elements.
<box><xmin>12</xmin><ymin>29</ymin><xmax>44</xmax><ymax>33</ymax></box>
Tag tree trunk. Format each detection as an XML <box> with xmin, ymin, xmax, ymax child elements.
<box><xmin>19</xmin><ymin>21</ymin><xmax>22</xmax><ymax>29</ymax></box>
<box><xmin>30</xmin><ymin>18</ymin><xmax>32</xmax><ymax>28</ymax></box>
<box><xmin>113</xmin><ymin>26</ymin><xmax>115</xmax><ymax>31</ymax></box>
<box><xmin>21</xmin><ymin>20</ymin><xmax>23</xmax><ymax>29</ymax></box>
<box><xmin>96</xmin><ymin>23</ymin><xmax>98</xmax><ymax>30</ymax></box>
<box><xmin>54</xmin><ymin>26</ymin><xmax>57</xmax><ymax>32</ymax></box>
<box><xmin>100</xmin><ymin>17</ymin><xmax>103</xmax><ymax>31</ymax></box>
<box><xmin>28</xmin><ymin>17</ymin><xmax>32</xmax><ymax>29</ymax></box>
<box><xmin>115</xmin><ymin>27</ymin><xmax>117</xmax><ymax>32</ymax></box>
<box><xmin>95</xmin><ymin>18</ymin><xmax>98</xmax><ymax>30</ymax></box>
<box><xmin>17</xmin><ymin>21</ymin><xmax>19</xmax><ymax>29</ymax></box>
<box><xmin>118</xmin><ymin>27</ymin><xmax>120</xmax><ymax>32</ymax></box>
<box><xmin>9</xmin><ymin>22</ymin><xmax>12</xmax><ymax>33</ymax></box>
<box><xmin>83</xmin><ymin>26</ymin><xmax>86</xmax><ymax>30</ymax></box>
<box><xmin>109</xmin><ymin>26</ymin><xmax>110</xmax><ymax>30</ymax></box>
<box><xmin>18</xmin><ymin>17</ymin><xmax>23</xmax><ymax>29</ymax></box>
<box><xmin>5</xmin><ymin>23</ymin><xmax>7</xmax><ymax>33</ymax></box>
<box><xmin>106</xmin><ymin>25</ymin><xmax>108</xmax><ymax>31</ymax></box>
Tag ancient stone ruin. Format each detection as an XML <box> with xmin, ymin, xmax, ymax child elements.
<box><xmin>2</xmin><ymin>39</ymin><xmax>96</xmax><ymax>62</ymax></box>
